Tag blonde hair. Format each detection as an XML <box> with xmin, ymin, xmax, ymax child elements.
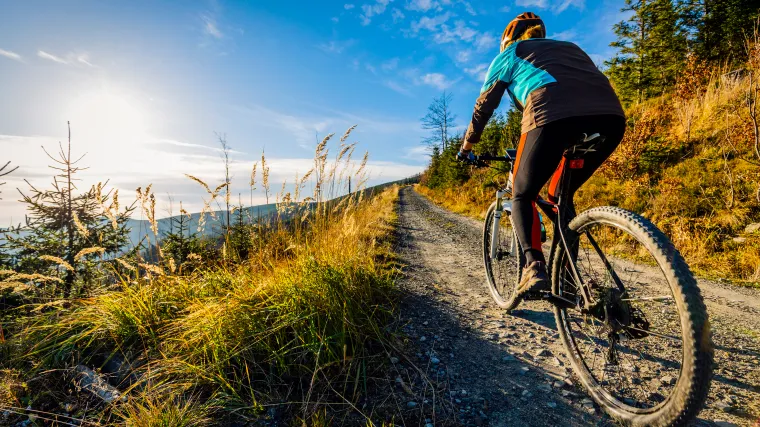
<box><xmin>502</xmin><ymin>25</ymin><xmax>546</xmax><ymax>50</ymax></box>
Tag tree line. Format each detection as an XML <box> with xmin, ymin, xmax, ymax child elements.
<box><xmin>607</xmin><ymin>0</ymin><xmax>760</xmax><ymax>105</ymax></box>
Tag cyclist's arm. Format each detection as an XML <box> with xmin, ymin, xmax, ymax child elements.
<box><xmin>462</xmin><ymin>54</ymin><xmax>513</xmax><ymax>150</ymax></box>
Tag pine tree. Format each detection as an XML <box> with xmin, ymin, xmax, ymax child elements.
<box><xmin>694</xmin><ymin>0</ymin><xmax>760</xmax><ymax>64</ymax></box>
<box><xmin>606</xmin><ymin>0</ymin><xmax>688</xmax><ymax>104</ymax></box>
<box><xmin>5</xmin><ymin>124</ymin><xmax>133</xmax><ymax>297</ymax></box>
<box><xmin>160</xmin><ymin>202</ymin><xmax>213</xmax><ymax>273</ymax></box>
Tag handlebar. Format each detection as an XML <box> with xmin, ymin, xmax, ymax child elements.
<box><xmin>461</xmin><ymin>150</ymin><xmax>517</xmax><ymax>167</ymax></box>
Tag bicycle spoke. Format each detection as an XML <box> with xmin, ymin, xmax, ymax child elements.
<box><xmin>625</xmin><ymin>326</ymin><xmax>682</xmax><ymax>342</ymax></box>
<box><xmin>621</xmin><ymin>296</ymin><xmax>673</xmax><ymax>302</ymax></box>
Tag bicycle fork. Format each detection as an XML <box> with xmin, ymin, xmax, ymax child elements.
<box><xmin>490</xmin><ymin>189</ymin><xmax>511</xmax><ymax>259</ymax></box>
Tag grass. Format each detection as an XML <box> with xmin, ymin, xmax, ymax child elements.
<box><xmin>0</xmin><ymin>126</ymin><xmax>406</xmax><ymax>425</ymax></box>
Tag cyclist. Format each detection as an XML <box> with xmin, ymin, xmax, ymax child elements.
<box><xmin>457</xmin><ymin>12</ymin><xmax>626</xmax><ymax>299</ymax></box>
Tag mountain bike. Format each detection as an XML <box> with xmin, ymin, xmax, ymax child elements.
<box><xmin>468</xmin><ymin>133</ymin><xmax>713</xmax><ymax>426</ymax></box>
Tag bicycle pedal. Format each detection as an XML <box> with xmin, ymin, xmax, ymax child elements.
<box><xmin>522</xmin><ymin>290</ymin><xmax>551</xmax><ymax>301</ymax></box>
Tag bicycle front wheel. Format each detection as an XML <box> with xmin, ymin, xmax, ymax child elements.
<box><xmin>551</xmin><ymin>206</ymin><xmax>713</xmax><ymax>426</ymax></box>
<box><xmin>483</xmin><ymin>201</ymin><xmax>524</xmax><ymax>310</ymax></box>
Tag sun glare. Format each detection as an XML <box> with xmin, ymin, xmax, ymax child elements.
<box><xmin>67</xmin><ymin>89</ymin><xmax>149</xmax><ymax>143</ymax></box>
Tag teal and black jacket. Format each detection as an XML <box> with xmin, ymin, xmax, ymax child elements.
<box><xmin>464</xmin><ymin>39</ymin><xmax>624</xmax><ymax>145</ymax></box>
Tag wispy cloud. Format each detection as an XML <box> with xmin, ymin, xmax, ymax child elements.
<box><xmin>383</xmin><ymin>80</ymin><xmax>414</xmax><ymax>97</ymax></box>
<box><xmin>403</xmin><ymin>144</ymin><xmax>431</xmax><ymax>160</ymax></box>
<box><xmin>345</xmin><ymin>3</ymin><xmax>355</xmax><ymax>9</ymax></box>
<box><xmin>381</xmin><ymin>57</ymin><xmax>400</xmax><ymax>71</ymax></box>
<box><xmin>556</xmin><ymin>0</ymin><xmax>585</xmax><ymax>13</ymax></box>
<box><xmin>548</xmin><ymin>29</ymin><xmax>578</xmax><ymax>42</ymax></box>
<box><xmin>359</xmin><ymin>0</ymin><xmax>393</xmax><ymax>26</ymax></box>
<box><xmin>515</xmin><ymin>0</ymin><xmax>548</xmax><ymax>8</ymax></box>
<box><xmin>37</xmin><ymin>50</ymin><xmax>69</xmax><ymax>64</ymax></box>
<box><xmin>514</xmin><ymin>0</ymin><xmax>584</xmax><ymax>13</ymax></box>
<box><xmin>464</xmin><ymin>63</ymin><xmax>488</xmax><ymax>81</ymax></box>
<box><xmin>410</xmin><ymin>12</ymin><xmax>451</xmax><ymax>32</ymax></box>
<box><xmin>419</xmin><ymin>72</ymin><xmax>459</xmax><ymax>90</ymax></box>
<box><xmin>76</xmin><ymin>53</ymin><xmax>94</xmax><ymax>67</ymax></box>
<box><xmin>318</xmin><ymin>39</ymin><xmax>356</xmax><ymax>54</ymax></box>
<box><xmin>36</xmin><ymin>50</ymin><xmax>95</xmax><ymax>67</ymax></box>
<box><xmin>201</xmin><ymin>12</ymin><xmax>223</xmax><ymax>39</ymax></box>
<box><xmin>411</xmin><ymin>15</ymin><xmax>496</xmax><ymax>53</ymax></box>
<box><xmin>406</xmin><ymin>0</ymin><xmax>438</xmax><ymax>12</ymax></box>
<box><xmin>391</xmin><ymin>8</ymin><xmax>405</xmax><ymax>23</ymax></box>
<box><xmin>0</xmin><ymin>48</ymin><xmax>22</xmax><ymax>62</ymax></box>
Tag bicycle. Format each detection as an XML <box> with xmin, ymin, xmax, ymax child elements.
<box><xmin>466</xmin><ymin>133</ymin><xmax>713</xmax><ymax>426</ymax></box>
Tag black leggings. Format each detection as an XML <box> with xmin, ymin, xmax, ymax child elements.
<box><xmin>511</xmin><ymin>114</ymin><xmax>626</xmax><ymax>266</ymax></box>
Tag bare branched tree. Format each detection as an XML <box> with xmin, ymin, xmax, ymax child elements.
<box><xmin>422</xmin><ymin>91</ymin><xmax>456</xmax><ymax>152</ymax></box>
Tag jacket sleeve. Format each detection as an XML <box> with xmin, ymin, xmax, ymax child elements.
<box><xmin>463</xmin><ymin>80</ymin><xmax>508</xmax><ymax>146</ymax></box>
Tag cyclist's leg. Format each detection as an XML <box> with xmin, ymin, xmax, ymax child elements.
<box><xmin>511</xmin><ymin>121</ymin><xmax>570</xmax><ymax>266</ymax></box>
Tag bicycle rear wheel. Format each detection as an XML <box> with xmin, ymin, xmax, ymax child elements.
<box><xmin>551</xmin><ymin>206</ymin><xmax>712</xmax><ymax>427</ymax></box>
<box><xmin>483</xmin><ymin>201</ymin><xmax>524</xmax><ymax>310</ymax></box>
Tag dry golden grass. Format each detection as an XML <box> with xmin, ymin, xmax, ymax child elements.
<box><xmin>0</xmin><ymin>125</ymin><xmax>404</xmax><ymax>425</ymax></box>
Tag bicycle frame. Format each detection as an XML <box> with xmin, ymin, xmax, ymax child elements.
<box><xmin>485</xmin><ymin>146</ymin><xmax>600</xmax><ymax>308</ymax></box>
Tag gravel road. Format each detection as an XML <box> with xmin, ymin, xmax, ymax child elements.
<box><xmin>391</xmin><ymin>186</ymin><xmax>760</xmax><ymax>427</ymax></box>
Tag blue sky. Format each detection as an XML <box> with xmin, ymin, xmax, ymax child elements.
<box><xmin>0</xmin><ymin>0</ymin><xmax>626</xmax><ymax>225</ymax></box>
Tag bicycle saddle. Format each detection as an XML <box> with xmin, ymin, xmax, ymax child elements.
<box><xmin>569</xmin><ymin>133</ymin><xmax>605</xmax><ymax>154</ymax></box>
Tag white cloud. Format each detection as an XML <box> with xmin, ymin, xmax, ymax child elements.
<box><xmin>464</xmin><ymin>63</ymin><xmax>488</xmax><ymax>81</ymax></box>
<box><xmin>515</xmin><ymin>0</ymin><xmax>548</xmax><ymax>8</ymax></box>
<box><xmin>473</xmin><ymin>32</ymin><xmax>498</xmax><ymax>51</ymax></box>
<box><xmin>514</xmin><ymin>0</ymin><xmax>583</xmax><ymax>13</ymax></box>
<box><xmin>359</xmin><ymin>0</ymin><xmax>393</xmax><ymax>26</ymax></box>
<box><xmin>433</xmin><ymin>20</ymin><xmax>477</xmax><ymax>44</ymax></box>
<box><xmin>381</xmin><ymin>57</ymin><xmax>400</xmax><ymax>71</ymax></box>
<box><xmin>201</xmin><ymin>13</ymin><xmax>223</xmax><ymax>39</ymax></box>
<box><xmin>462</xmin><ymin>1</ymin><xmax>477</xmax><ymax>16</ymax></box>
<box><xmin>548</xmin><ymin>29</ymin><xmax>578</xmax><ymax>42</ymax></box>
<box><xmin>37</xmin><ymin>50</ymin><xmax>68</xmax><ymax>64</ymax></box>
<box><xmin>77</xmin><ymin>53</ymin><xmax>94</xmax><ymax>67</ymax></box>
<box><xmin>556</xmin><ymin>0</ymin><xmax>585</xmax><ymax>13</ymax></box>
<box><xmin>0</xmin><ymin>48</ymin><xmax>22</xmax><ymax>62</ymax></box>
<box><xmin>410</xmin><ymin>12</ymin><xmax>451</xmax><ymax>32</ymax></box>
<box><xmin>391</xmin><ymin>8</ymin><xmax>405</xmax><ymax>22</ymax></box>
<box><xmin>332</xmin><ymin>16</ymin><xmax>340</xmax><ymax>23</ymax></box>
<box><xmin>318</xmin><ymin>39</ymin><xmax>356</xmax><ymax>54</ymax></box>
<box><xmin>345</xmin><ymin>3</ymin><xmax>355</xmax><ymax>9</ymax></box>
<box><xmin>403</xmin><ymin>144</ymin><xmax>431</xmax><ymax>160</ymax></box>
<box><xmin>383</xmin><ymin>80</ymin><xmax>414</xmax><ymax>97</ymax></box>
<box><xmin>419</xmin><ymin>72</ymin><xmax>458</xmax><ymax>90</ymax></box>
<box><xmin>36</xmin><ymin>50</ymin><xmax>96</xmax><ymax>67</ymax></box>
<box><xmin>499</xmin><ymin>6</ymin><xmax>511</xmax><ymax>12</ymax></box>
<box><xmin>406</xmin><ymin>0</ymin><xmax>437</xmax><ymax>12</ymax></box>
<box><xmin>413</xmin><ymin>17</ymin><xmax>495</xmax><ymax>52</ymax></box>
<box><xmin>455</xmin><ymin>50</ymin><xmax>471</xmax><ymax>63</ymax></box>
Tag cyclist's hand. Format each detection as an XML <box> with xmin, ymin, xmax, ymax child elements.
<box><xmin>456</xmin><ymin>150</ymin><xmax>476</xmax><ymax>163</ymax></box>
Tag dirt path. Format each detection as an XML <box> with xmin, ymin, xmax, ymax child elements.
<box><xmin>393</xmin><ymin>186</ymin><xmax>760</xmax><ymax>427</ymax></box>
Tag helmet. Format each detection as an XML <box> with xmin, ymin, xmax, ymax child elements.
<box><xmin>501</xmin><ymin>12</ymin><xmax>545</xmax><ymax>52</ymax></box>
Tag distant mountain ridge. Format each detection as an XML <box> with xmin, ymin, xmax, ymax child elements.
<box><xmin>125</xmin><ymin>203</ymin><xmax>280</xmax><ymax>248</ymax></box>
